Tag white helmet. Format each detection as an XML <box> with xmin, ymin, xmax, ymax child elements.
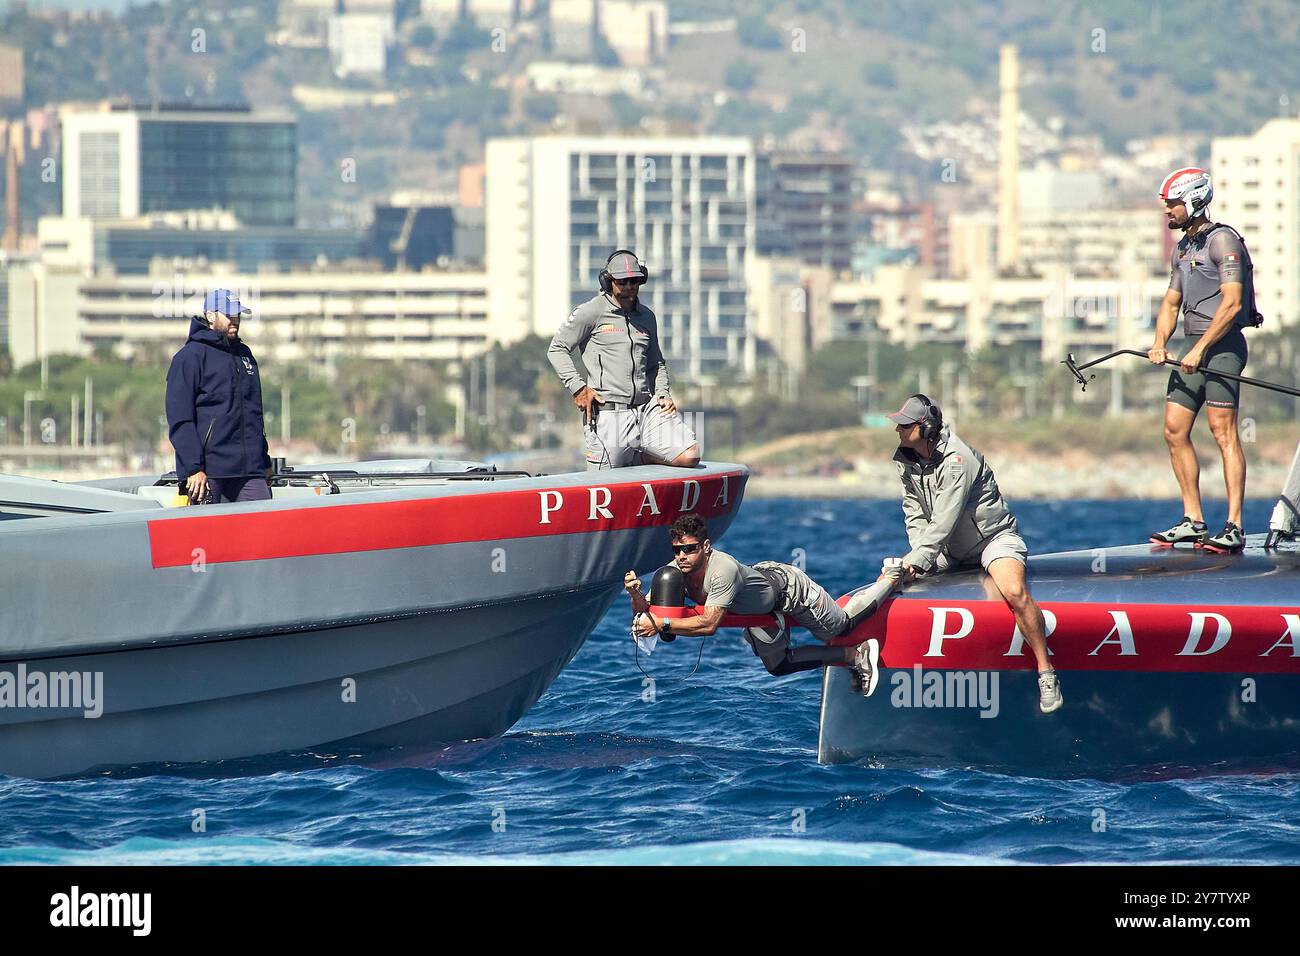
<box><xmin>1159</xmin><ymin>167</ymin><xmax>1213</xmax><ymax>218</ymax></box>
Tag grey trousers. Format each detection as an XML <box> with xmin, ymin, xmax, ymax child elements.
<box><xmin>741</xmin><ymin>561</ymin><xmax>851</xmax><ymax>670</ymax></box>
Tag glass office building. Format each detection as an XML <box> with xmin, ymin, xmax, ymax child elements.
<box><xmin>137</xmin><ymin>118</ymin><xmax>296</xmax><ymax>227</ymax></box>
<box><xmin>62</xmin><ymin>106</ymin><xmax>297</xmax><ymax>228</ymax></box>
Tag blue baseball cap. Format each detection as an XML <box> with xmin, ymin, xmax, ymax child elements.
<box><xmin>203</xmin><ymin>288</ymin><xmax>251</xmax><ymax>316</ymax></box>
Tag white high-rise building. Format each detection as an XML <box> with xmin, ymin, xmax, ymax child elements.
<box><xmin>467</xmin><ymin>0</ymin><xmax>517</xmax><ymax>28</ymax></box>
<box><xmin>4</xmin><ymin>262</ymin><xmax>493</xmax><ymax>368</ymax></box>
<box><xmin>422</xmin><ymin>0</ymin><xmax>533</xmax><ymax>29</ymax></box>
<box><xmin>550</xmin><ymin>0</ymin><xmax>596</xmax><ymax>59</ymax></box>
<box><xmin>485</xmin><ymin>135</ymin><xmax>756</xmax><ymax>378</ymax></box>
<box><xmin>328</xmin><ymin>12</ymin><xmax>395</xmax><ymax>78</ymax></box>
<box><xmin>1212</xmin><ymin>117</ymin><xmax>1300</xmax><ymax>327</ymax></box>
<box><xmin>598</xmin><ymin>0</ymin><xmax>668</xmax><ymax>66</ymax></box>
<box><xmin>1018</xmin><ymin>164</ymin><xmax>1106</xmax><ymax>218</ymax></box>
<box><xmin>421</xmin><ymin>0</ymin><xmax>465</xmax><ymax>31</ymax></box>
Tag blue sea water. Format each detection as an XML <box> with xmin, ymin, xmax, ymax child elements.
<box><xmin>1</xmin><ymin>497</ymin><xmax>1296</xmax><ymax>866</ymax></box>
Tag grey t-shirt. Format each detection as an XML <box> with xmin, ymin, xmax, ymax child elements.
<box><xmin>698</xmin><ymin>549</ymin><xmax>778</xmax><ymax>614</ymax></box>
<box><xmin>1168</xmin><ymin>224</ymin><xmax>1253</xmax><ymax>336</ymax></box>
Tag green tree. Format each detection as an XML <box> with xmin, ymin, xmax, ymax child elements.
<box><xmin>441</xmin><ymin>16</ymin><xmax>490</xmax><ymax>55</ymax></box>
<box><xmin>723</xmin><ymin>59</ymin><xmax>759</xmax><ymax>92</ymax></box>
<box><xmin>712</xmin><ymin>98</ymin><xmax>773</xmax><ymax>135</ymax></box>
<box><xmin>410</xmin><ymin>24</ymin><xmax>437</xmax><ymax>48</ymax></box>
<box><xmin>737</xmin><ymin>15</ymin><xmax>781</xmax><ymax>50</ymax></box>
<box><xmin>523</xmin><ymin>93</ymin><xmax>559</xmax><ymax>124</ymax></box>
<box><xmin>607</xmin><ymin>92</ymin><xmax>646</xmax><ymax>128</ymax></box>
<box><xmin>861</xmin><ymin>60</ymin><xmax>897</xmax><ymax>88</ymax></box>
<box><xmin>592</xmin><ymin>32</ymin><xmax>621</xmax><ymax>66</ymax></box>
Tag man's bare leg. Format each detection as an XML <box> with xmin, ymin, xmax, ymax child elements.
<box><xmin>641</xmin><ymin>443</ymin><xmax>701</xmax><ymax>468</ymax></box>
<box><xmin>1205</xmin><ymin>405</ymin><xmax>1245</xmax><ymax>528</ymax></box>
<box><xmin>986</xmin><ymin>557</ymin><xmax>1050</xmax><ymax>673</ymax></box>
<box><xmin>1164</xmin><ymin>402</ymin><xmax>1204</xmax><ymax>522</ymax></box>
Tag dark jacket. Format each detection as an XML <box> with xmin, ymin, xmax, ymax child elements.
<box><xmin>165</xmin><ymin>316</ymin><xmax>271</xmax><ymax>481</ymax></box>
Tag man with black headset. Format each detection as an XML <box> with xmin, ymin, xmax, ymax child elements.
<box><xmin>887</xmin><ymin>394</ymin><xmax>1063</xmax><ymax>714</ymax></box>
<box><xmin>547</xmin><ymin>249</ymin><xmax>700</xmax><ymax>471</ymax></box>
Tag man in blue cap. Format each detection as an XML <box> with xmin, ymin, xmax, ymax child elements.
<box><xmin>165</xmin><ymin>288</ymin><xmax>273</xmax><ymax>504</ymax></box>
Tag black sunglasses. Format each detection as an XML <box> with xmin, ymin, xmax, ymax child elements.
<box><xmin>671</xmin><ymin>543</ymin><xmax>702</xmax><ymax>555</ymax></box>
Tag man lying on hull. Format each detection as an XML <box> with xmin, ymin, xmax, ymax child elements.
<box><xmin>887</xmin><ymin>394</ymin><xmax>1063</xmax><ymax>714</ymax></box>
<box><xmin>625</xmin><ymin>513</ymin><xmax>897</xmax><ymax>694</ymax></box>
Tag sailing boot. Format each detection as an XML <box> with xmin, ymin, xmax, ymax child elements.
<box><xmin>1150</xmin><ymin>516</ymin><xmax>1208</xmax><ymax>547</ymax></box>
<box><xmin>1204</xmin><ymin>522</ymin><xmax>1245</xmax><ymax>554</ymax></box>
<box><xmin>1038</xmin><ymin>669</ymin><xmax>1064</xmax><ymax>714</ymax></box>
<box><xmin>848</xmin><ymin>638</ymin><xmax>881</xmax><ymax>697</ymax></box>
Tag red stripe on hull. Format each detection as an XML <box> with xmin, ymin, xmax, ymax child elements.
<box><xmin>832</xmin><ymin>598</ymin><xmax>1300</xmax><ymax>674</ymax></box>
<box><xmin>644</xmin><ymin>595</ymin><xmax>1300</xmax><ymax>673</ymax></box>
<box><xmin>148</xmin><ymin>472</ymin><xmax>743</xmax><ymax>569</ymax></box>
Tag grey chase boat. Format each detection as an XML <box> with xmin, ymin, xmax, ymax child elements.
<box><xmin>0</xmin><ymin>459</ymin><xmax>747</xmax><ymax>778</ymax></box>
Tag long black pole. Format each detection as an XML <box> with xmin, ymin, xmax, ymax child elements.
<box><xmin>1063</xmin><ymin>349</ymin><xmax>1300</xmax><ymax>398</ymax></box>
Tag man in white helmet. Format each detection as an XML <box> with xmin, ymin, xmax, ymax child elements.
<box><xmin>1148</xmin><ymin>167</ymin><xmax>1261</xmax><ymax>554</ymax></box>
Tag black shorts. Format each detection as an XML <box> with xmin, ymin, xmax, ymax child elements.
<box><xmin>1166</xmin><ymin>328</ymin><xmax>1248</xmax><ymax>413</ymax></box>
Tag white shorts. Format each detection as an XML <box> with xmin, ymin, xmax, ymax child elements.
<box><xmin>936</xmin><ymin>529</ymin><xmax>1029</xmax><ymax>572</ymax></box>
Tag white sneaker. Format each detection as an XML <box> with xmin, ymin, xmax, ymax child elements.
<box><xmin>1038</xmin><ymin>670</ymin><xmax>1063</xmax><ymax>714</ymax></box>
<box><xmin>849</xmin><ymin>639</ymin><xmax>881</xmax><ymax>697</ymax></box>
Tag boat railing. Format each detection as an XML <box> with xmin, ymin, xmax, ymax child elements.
<box><xmin>152</xmin><ymin>465</ymin><xmax>536</xmax><ymax>493</ymax></box>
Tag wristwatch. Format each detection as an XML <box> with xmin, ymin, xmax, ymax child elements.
<box><xmin>660</xmin><ymin>618</ymin><xmax>673</xmax><ymax>637</ymax></box>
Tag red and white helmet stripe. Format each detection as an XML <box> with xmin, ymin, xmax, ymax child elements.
<box><xmin>1159</xmin><ymin>167</ymin><xmax>1213</xmax><ymax>215</ymax></box>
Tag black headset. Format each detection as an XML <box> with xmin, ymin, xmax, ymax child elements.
<box><xmin>598</xmin><ymin>249</ymin><xmax>649</xmax><ymax>293</ymax></box>
<box><xmin>910</xmin><ymin>393</ymin><xmax>943</xmax><ymax>441</ymax></box>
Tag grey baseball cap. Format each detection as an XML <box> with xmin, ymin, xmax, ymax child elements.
<box><xmin>886</xmin><ymin>395</ymin><xmax>936</xmax><ymax>426</ymax></box>
<box><xmin>607</xmin><ymin>251</ymin><xmax>645</xmax><ymax>280</ymax></box>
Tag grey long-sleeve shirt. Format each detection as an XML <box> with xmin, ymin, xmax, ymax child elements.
<box><xmin>895</xmin><ymin>424</ymin><xmax>1018</xmax><ymax>573</ymax></box>
<box><xmin>547</xmin><ymin>293</ymin><xmax>671</xmax><ymax>405</ymax></box>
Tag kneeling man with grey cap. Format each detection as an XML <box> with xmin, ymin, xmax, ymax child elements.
<box><xmin>887</xmin><ymin>394</ymin><xmax>1063</xmax><ymax>713</ymax></box>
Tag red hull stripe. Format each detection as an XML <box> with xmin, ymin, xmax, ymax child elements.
<box><xmin>646</xmin><ymin>596</ymin><xmax>1300</xmax><ymax>673</ymax></box>
<box><xmin>831</xmin><ymin>598</ymin><xmax>1300</xmax><ymax>674</ymax></box>
<box><xmin>148</xmin><ymin>472</ymin><xmax>743</xmax><ymax>569</ymax></box>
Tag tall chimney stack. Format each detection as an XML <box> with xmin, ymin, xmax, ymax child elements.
<box><xmin>2</xmin><ymin>120</ymin><xmax>22</xmax><ymax>252</ymax></box>
<box><xmin>997</xmin><ymin>44</ymin><xmax>1020</xmax><ymax>273</ymax></box>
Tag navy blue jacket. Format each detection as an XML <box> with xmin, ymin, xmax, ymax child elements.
<box><xmin>165</xmin><ymin>316</ymin><xmax>271</xmax><ymax>480</ymax></box>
